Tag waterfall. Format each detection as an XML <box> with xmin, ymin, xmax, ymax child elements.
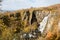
<box><xmin>38</xmin><ymin>15</ymin><xmax>49</xmax><ymax>33</ymax></box>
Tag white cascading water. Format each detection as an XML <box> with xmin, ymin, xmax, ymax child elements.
<box><xmin>38</xmin><ymin>15</ymin><xmax>49</xmax><ymax>33</ymax></box>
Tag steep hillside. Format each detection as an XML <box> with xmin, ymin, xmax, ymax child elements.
<box><xmin>0</xmin><ymin>4</ymin><xmax>60</xmax><ymax>40</ymax></box>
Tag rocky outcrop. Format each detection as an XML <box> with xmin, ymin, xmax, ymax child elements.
<box><xmin>0</xmin><ymin>4</ymin><xmax>60</xmax><ymax>40</ymax></box>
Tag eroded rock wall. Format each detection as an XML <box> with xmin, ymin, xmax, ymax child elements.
<box><xmin>0</xmin><ymin>4</ymin><xmax>60</xmax><ymax>40</ymax></box>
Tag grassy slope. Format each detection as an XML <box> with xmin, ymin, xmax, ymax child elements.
<box><xmin>0</xmin><ymin>4</ymin><xmax>60</xmax><ymax>40</ymax></box>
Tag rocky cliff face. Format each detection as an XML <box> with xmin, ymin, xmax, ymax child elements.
<box><xmin>0</xmin><ymin>4</ymin><xmax>60</xmax><ymax>40</ymax></box>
